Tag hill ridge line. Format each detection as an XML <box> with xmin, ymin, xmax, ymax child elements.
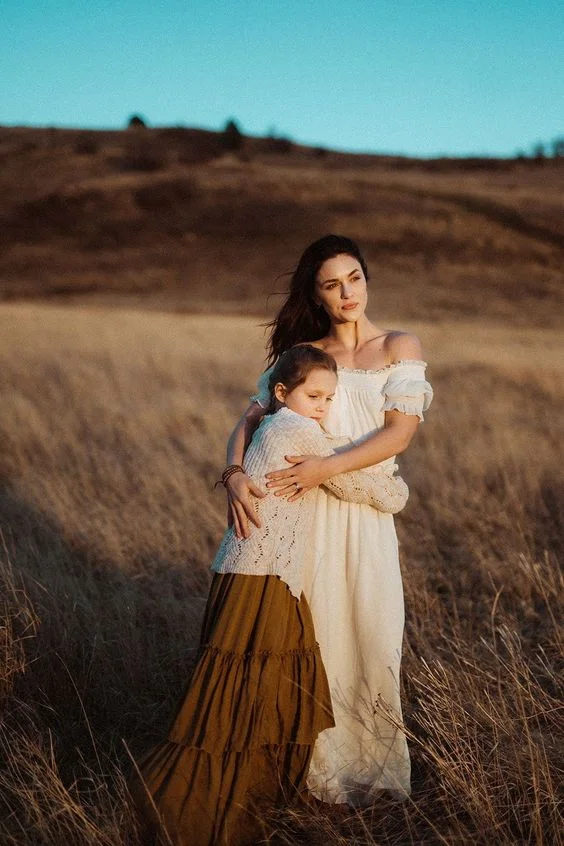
<box><xmin>381</xmin><ymin>182</ymin><xmax>564</xmax><ymax>251</ymax></box>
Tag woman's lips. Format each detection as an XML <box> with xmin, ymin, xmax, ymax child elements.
<box><xmin>342</xmin><ymin>302</ymin><xmax>359</xmax><ymax>310</ymax></box>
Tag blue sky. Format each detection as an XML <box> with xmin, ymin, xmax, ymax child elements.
<box><xmin>1</xmin><ymin>0</ymin><xmax>562</xmax><ymax>156</ymax></box>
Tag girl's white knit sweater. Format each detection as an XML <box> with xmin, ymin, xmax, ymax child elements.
<box><xmin>211</xmin><ymin>407</ymin><xmax>408</xmax><ymax>599</ymax></box>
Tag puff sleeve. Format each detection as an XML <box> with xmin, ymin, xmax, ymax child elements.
<box><xmin>382</xmin><ymin>360</ymin><xmax>433</xmax><ymax>422</ymax></box>
<box><xmin>249</xmin><ymin>364</ymin><xmax>275</xmax><ymax>409</ymax></box>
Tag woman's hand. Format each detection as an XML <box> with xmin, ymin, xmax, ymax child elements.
<box><xmin>265</xmin><ymin>455</ymin><xmax>334</xmax><ymax>502</ymax></box>
<box><xmin>226</xmin><ymin>472</ymin><xmax>266</xmax><ymax>540</ymax></box>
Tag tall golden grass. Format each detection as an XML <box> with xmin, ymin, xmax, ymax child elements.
<box><xmin>0</xmin><ymin>304</ymin><xmax>562</xmax><ymax>845</ymax></box>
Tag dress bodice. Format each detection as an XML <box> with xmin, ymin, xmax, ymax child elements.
<box><xmin>324</xmin><ymin>360</ymin><xmax>432</xmax><ymax>439</ymax></box>
<box><xmin>250</xmin><ymin>359</ymin><xmax>433</xmax><ymax>442</ymax></box>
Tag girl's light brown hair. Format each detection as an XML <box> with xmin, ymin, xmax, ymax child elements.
<box><xmin>266</xmin><ymin>344</ymin><xmax>337</xmax><ymax>414</ymax></box>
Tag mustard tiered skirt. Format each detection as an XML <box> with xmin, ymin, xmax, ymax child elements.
<box><xmin>129</xmin><ymin>573</ymin><xmax>334</xmax><ymax>846</ymax></box>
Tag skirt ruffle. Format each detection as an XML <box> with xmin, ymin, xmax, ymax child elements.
<box><xmin>129</xmin><ymin>573</ymin><xmax>334</xmax><ymax>846</ymax></box>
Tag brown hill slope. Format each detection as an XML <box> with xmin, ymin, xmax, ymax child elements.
<box><xmin>0</xmin><ymin>125</ymin><xmax>562</xmax><ymax>325</ymax></box>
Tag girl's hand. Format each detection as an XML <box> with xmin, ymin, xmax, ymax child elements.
<box><xmin>226</xmin><ymin>472</ymin><xmax>266</xmax><ymax>540</ymax></box>
<box><xmin>265</xmin><ymin>455</ymin><xmax>331</xmax><ymax>502</ymax></box>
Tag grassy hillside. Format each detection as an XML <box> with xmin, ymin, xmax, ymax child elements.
<box><xmin>0</xmin><ymin>304</ymin><xmax>562</xmax><ymax>844</ymax></box>
<box><xmin>0</xmin><ymin>125</ymin><xmax>563</xmax><ymax>326</ymax></box>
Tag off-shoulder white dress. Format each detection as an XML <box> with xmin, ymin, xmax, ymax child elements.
<box><xmin>251</xmin><ymin>360</ymin><xmax>433</xmax><ymax>806</ymax></box>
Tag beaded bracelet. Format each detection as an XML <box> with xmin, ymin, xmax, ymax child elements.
<box><xmin>214</xmin><ymin>464</ymin><xmax>244</xmax><ymax>490</ymax></box>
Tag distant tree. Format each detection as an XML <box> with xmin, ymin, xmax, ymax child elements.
<box><xmin>551</xmin><ymin>136</ymin><xmax>564</xmax><ymax>157</ymax></box>
<box><xmin>532</xmin><ymin>141</ymin><xmax>545</xmax><ymax>160</ymax></box>
<box><xmin>127</xmin><ymin>114</ymin><xmax>147</xmax><ymax>129</ymax></box>
<box><xmin>222</xmin><ymin>118</ymin><xmax>244</xmax><ymax>151</ymax></box>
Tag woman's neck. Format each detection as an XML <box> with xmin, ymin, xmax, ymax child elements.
<box><xmin>326</xmin><ymin>315</ymin><xmax>383</xmax><ymax>352</ymax></box>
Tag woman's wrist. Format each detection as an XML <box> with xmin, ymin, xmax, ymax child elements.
<box><xmin>323</xmin><ymin>452</ymin><xmax>346</xmax><ymax>479</ymax></box>
<box><xmin>214</xmin><ymin>464</ymin><xmax>244</xmax><ymax>489</ymax></box>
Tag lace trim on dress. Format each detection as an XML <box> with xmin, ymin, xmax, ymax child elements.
<box><xmin>337</xmin><ymin>359</ymin><xmax>428</xmax><ymax>375</ymax></box>
<box><xmin>250</xmin><ymin>360</ymin><xmax>429</xmax><ymax>406</ymax></box>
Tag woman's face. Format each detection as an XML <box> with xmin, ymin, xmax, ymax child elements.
<box><xmin>314</xmin><ymin>253</ymin><xmax>368</xmax><ymax>324</ymax></box>
<box><xmin>275</xmin><ymin>368</ymin><xmax>337</xmax><ymax>423</ymax></box>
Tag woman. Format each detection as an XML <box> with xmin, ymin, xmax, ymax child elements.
<box><xmin>130</xmin><ymin>345</ymin><xmax>411</xmax><ymax>846</ymax></box>
<box><xmin>226</xmin><ymin>235</ymin><xmax>433</xmax><ymax>806</ymax></box>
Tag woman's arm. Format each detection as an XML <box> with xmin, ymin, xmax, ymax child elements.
<box><xmin>269</xmin><ymin>424</ymin><xmax>410</xmax><ymax>513</ymax></box>
<box><xmin>224</xmin><ymin>403</ymin><xmax>267</xmax><ymax>539</ymax></box>
<box><xmin>226</xmin><ymin>402</ymin><xmax>262</xmax><ymax>466</ymax></box>
<box><xmin>267</xmin><ymin>411</ymin><xmax>417</xmax><ymax>501</ymax></box>
<box><xmin>322</xmin><ymin>411</ymin><xmax>417</xmax><ymax>473</ymax></box>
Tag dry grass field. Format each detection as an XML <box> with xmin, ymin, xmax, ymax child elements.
<box><xmin>0</xmin><ymin>303</ymin><xmax>562</xmax><ymax>845</ymax></box>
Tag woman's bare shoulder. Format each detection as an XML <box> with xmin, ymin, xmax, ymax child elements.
<box><xmin>383</xmin><ymin>331</ymin><xmax>423</xmax><ymax>362</ymax></box>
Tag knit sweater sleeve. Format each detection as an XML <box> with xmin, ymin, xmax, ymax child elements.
<box><xmin>291</xmin><ymin>427</ymin><xmax>409</xmax><ymax>515</ymax></box>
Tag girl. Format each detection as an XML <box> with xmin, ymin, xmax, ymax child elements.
<box><xmin>130</xmin><ymin>344</ymin><xmax>409</xmax><ymax>846</ymax></box>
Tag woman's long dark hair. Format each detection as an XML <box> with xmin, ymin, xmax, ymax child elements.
<box><xmin>265</xmin><ymin>235</ymin><xmax>369</xmax><ymax>366</ymax></box>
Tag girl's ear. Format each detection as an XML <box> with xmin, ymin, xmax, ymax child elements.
<box><xmin>273</xmin><ymin>382</ymin><xmax>287</xmax><ymax>403</ymax></box>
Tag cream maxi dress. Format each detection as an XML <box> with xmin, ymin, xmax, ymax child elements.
<box><xmin>251</xmin><ymin>359</ymin><xmax>433</xmax><ymax>806</ymax></box>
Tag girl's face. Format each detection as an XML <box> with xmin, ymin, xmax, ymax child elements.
<box><xmin>314</xmin><ymin>253</ymin><xmax>368</xmax><ymax>323</ymax></box>
<box><xmin>274</xmin><ymin>368</ymin><xmax>337</xmax><ymax>422</ymax></box>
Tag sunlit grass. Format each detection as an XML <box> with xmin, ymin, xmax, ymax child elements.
<box><xmin>0</xmin><ymin>304</ymin><xmax>562</xmax><ymax>844</ymax></box>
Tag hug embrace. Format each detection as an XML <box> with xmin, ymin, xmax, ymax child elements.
<box><xmin>129</xmin><ymin>235</ymin><xmax>433</xmax><ymax>845</ymax></box>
